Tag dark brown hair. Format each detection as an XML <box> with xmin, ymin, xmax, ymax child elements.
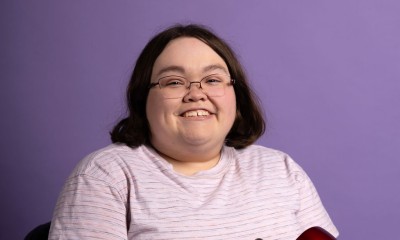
<box><xmin>111</xmin><ymin>24</ymin><xmax>265</xmax><ymax>149</ymax></box>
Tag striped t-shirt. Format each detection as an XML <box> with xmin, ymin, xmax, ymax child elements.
<box><xmin>49</xmin><ymin>144</ymin><xmax>339</xmax><ymax>239</ymax></box>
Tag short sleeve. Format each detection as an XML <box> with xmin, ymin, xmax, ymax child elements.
<box><xmin>49</xmin><ymin>154</ymin><xmax>130</xmax><ymax>240</ymax></box>
<box><xmin>289</xmin><ymin>158</ymin><xmax>339</xmax><ymax>238</ymax></box>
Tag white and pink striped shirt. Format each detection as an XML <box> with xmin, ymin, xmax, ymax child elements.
<box><xmin>49</xmin><ymin>144</ymin><xmax>338</xmax><ymax>239</ymax></box>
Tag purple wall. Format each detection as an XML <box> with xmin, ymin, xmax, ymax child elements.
<box><xmin>1</xmin><ymin>1</ymin><xmax>399</xmax><ymax>239</ymax></box>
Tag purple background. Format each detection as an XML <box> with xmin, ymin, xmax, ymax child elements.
<box><xmin>1</xmin><ymin>1</ymin><xmax>399</xmax><ymax>239</ymax></box>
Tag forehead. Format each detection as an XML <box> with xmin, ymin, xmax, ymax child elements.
<box><xmin>152</xmin><ymin>37</ymin><xmax>229</xmax><ymax>78</ymax></box>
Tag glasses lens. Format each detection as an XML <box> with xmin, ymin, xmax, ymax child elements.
<box><xmin>158</xmin><ymin>76</ymin><xmax>187</xmax><ymax>99</ymax></box>
<box><xmin>200</xmin><ymin>74</ymin><xmax>227</xmax><ymax>97</ymax></box>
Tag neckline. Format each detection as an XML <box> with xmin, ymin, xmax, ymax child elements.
<box><xmin>144</xmin><ymin>145</ymin><xmax>233</xmax><ymax>179</ymax></box>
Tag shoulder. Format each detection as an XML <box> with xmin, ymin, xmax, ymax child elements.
<box><xmin>68</xmin><ymin>144</ymin><xmax>151</xmax><ymax>182</ymax></box>
<box><xmin>235</xmin><ymin>144</ymin><xmax>287</xmax><ymax>159</ymax></box>
<box><xmin>233</xmin><ymin>145</ymin><xmax>298</xmax><ymax>168</ymax></box>
<box><xmin>229</xmin><ymin>145</ymin><xmax>307</xmax><ymax>183</ymax></box>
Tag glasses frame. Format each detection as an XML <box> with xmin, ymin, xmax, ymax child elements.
<box><xmin>149</xmin><ymin>73</ymin><xmax>235</xmax><ymax>98</ymax></box>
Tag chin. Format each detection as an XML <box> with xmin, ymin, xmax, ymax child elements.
<box><xmin>183</xmin><ymin>135</ymin><xmax>224</xmax><ymax>148</ymax></box>
<box><xmin>183</xmin><ymin>137</ymin><xmax>212</xmax><ymax>146</ymax></box>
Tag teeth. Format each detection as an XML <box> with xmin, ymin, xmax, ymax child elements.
<box><xmin>183</xmin><ymin>110</ymin><xmax>210</xmax><ymax>117</ymax></box>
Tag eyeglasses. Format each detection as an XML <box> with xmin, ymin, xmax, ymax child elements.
<box><xmin>149</xmin><ymin>73</ymin><xmax>235</xmax><ymax>99</ymax></box>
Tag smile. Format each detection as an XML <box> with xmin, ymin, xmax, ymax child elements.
<box><xmin>181</xmin><ymin>110</ymin><xmax>211</xmax><ymax>117</ymax></box>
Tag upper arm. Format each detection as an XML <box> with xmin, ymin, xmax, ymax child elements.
<box><xmin>288</xmin><ymin>158</ymin><xmax>339</xmax><ymax>238</ymax></box>
<box><xmin>49</xmin><ymin>174</ymin><xmax>129</xmax><ymax>240</ymax></box>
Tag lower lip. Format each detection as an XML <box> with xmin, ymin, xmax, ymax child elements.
<box><xmin>180</xmin><ymin>114</ymin><xmax>214</xmax><ymax>121</ymax></box>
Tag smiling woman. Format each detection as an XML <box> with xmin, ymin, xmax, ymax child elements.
<box><xmin>48</xmin><ymin>24</ymin><xmax>339</xmax><ymax>239</ymax></box>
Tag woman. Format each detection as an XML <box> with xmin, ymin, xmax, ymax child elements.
<box><xmin>49</xmin><ymin>24</ymin><xmax>339</xmax><ymax>239</ymax></box>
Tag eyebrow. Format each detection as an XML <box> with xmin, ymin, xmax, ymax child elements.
<box><xmin>155</xmin><ymin>64</ymin><xmax>229</xmax><ymax>78</ymax></box>
<box><xmin>202</xmin><ymin>64</ymin><xmax>229</xmax><ymax>74</ymax></box>
<box><xmin>155</xmin><ymin>66</ymin><xmax>185</xmax><ymax>77</ymax></box>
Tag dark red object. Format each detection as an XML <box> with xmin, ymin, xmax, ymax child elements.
<box><xmin>297</xmin><ymin>227</ymin><xmax>336</xmax><ymax>240</ymax></box>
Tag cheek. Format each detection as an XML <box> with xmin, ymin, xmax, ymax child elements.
<box><xmin>146</xmin><ymin>93</ymin><xmax>177</xmax><ymax>128</ymax></box>
<box><xmin>225</xmin><ymin>92</ymin><xmax>237</xmax><ymax>121</ymax></box>
<box><xmin>213</xmin><ymin>91</ymin><xmax>237</xmax><ymax>130</ymax></box>
<box><xmin>146</xmin><ymin>93</ymin><xmax>164</xmax><ymax>130</ymax></box>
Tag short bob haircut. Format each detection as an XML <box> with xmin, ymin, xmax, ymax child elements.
<box><xmin>111</xmin><ymin>24</ymin><xmax>265</xmax><ymax>149</ymax></box>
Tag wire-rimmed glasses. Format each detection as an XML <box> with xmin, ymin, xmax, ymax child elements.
<box><xmin>149</xmin><ymin>73</ymin><xmax>235</xmax><ymax>99</ymax></box>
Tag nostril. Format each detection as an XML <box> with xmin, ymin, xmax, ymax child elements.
<box><xmin>184</xmin><ymin>90</ymin><xmax>208</xmax><ymax>102</ymax></box>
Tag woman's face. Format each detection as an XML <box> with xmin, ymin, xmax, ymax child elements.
<box><xmin>146</xmin><ymin>37</ymin><xmax>236</xmax><ymax>162</ymax></box>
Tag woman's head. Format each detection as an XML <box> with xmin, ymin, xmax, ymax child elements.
<box><xmin>111</xmin><ymin>24</ymin><xmax>265</xmax><ymax>149</ymax></box>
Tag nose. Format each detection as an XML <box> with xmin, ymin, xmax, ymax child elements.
<box><xmin>183</xmin><ymin>82</ymin><xmax>207</xmax><ymax>102</ymax></box>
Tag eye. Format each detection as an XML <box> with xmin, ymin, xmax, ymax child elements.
<box><xmin>161</xmin><ymin>77</ymin><xmax>186</xmax><ymax>88</ymax></box>
<box><xmin>166</xmin><ymin>80</ymin><xmax>184</xmax><ymax>86</ymax></box>
<box><xmin>204</xmin><ymin>75</ymin><xmax>223</xmax><ymax>85</ymax></box>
